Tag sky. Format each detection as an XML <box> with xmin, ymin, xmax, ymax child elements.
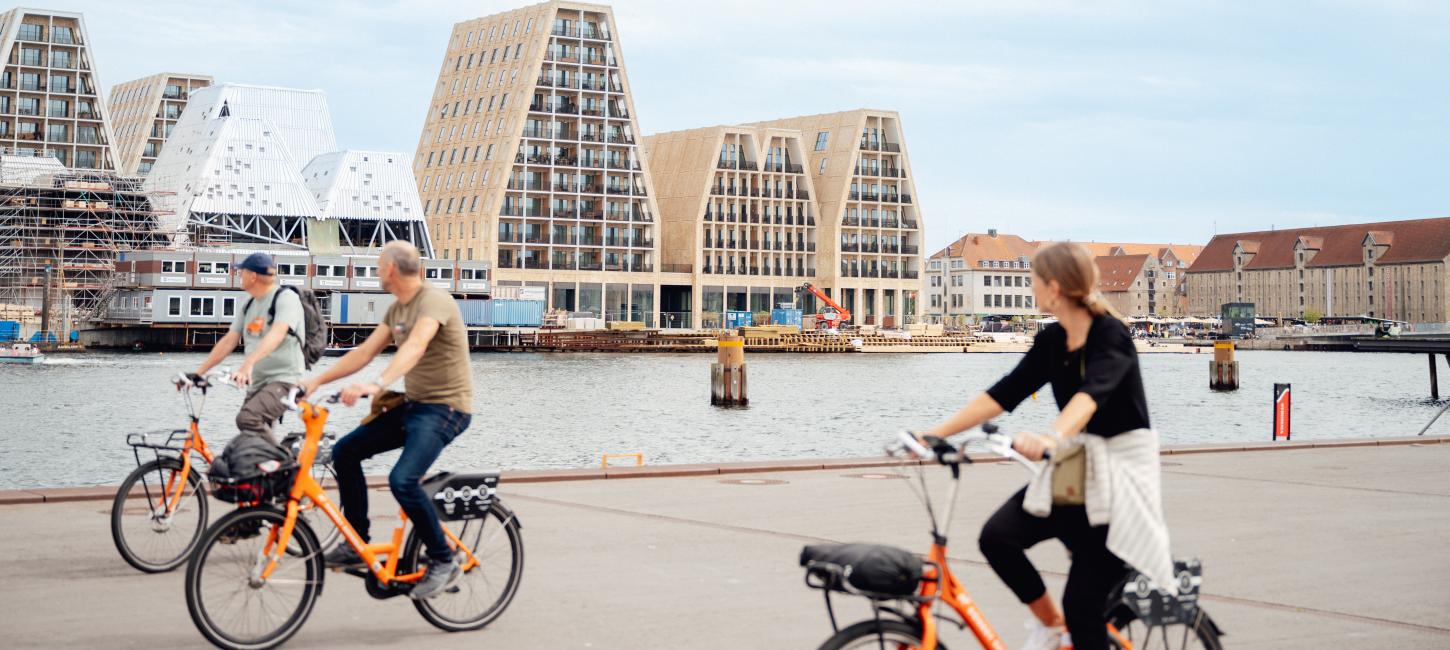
<box><xmin>47</xmin><ymin>0</ymin><xmax>1450</xmax><ymax>254</ymax></box>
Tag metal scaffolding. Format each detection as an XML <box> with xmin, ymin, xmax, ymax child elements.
<box><xmin>0</xmin><ymin>152</ymin><xmax>171</xmax><ymax>336</ymax></box>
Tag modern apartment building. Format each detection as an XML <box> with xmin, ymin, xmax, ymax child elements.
<box><xmin>744</xmin><ymin>110</ymin><xmax>924</xmax><ymax>326</ymax></box>
<box><xmin>645</xmin><ymin>125</ymin><xmax>821</xmax><ymax>327</ymax></box>
<box><xmin>1186</xmin><ymin>217</ymin><xmax>1450</xmax><ymax>323</ymax></box>
<box><xmin>414</xmin><ymin>1</ymin><xmax>661</xmax><ymax>324</ymax></box>
<box><xmin>107</xmin><ymin>72</ymin><xmax>212</xmax><ymax>175</ymax></box>
<box><xmin>0</xmin><ymin>8</ymin><xmax>116</xmax><ymax>170</ymax></box>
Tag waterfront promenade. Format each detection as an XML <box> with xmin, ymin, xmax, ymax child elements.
<box><xmin>2</xmin><ymin>440</ymin><xmax>1447</xmax><ymax>648</ymax></box>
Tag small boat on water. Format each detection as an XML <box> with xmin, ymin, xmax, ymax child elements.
<box><xmin>0</xmin><ymin>342</ymin><xmax>44</xmax><ymax>364</ymax></box>
<box><xmin>322</xmin><ymin>346</ymin><xmax>355</xmax><ymax>357</ymax></box>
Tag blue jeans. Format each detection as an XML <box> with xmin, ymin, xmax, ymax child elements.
<box><xmin>332</xmin><ymin>401</ymin><xmax>470</xmax><ymax>562</ymax></box>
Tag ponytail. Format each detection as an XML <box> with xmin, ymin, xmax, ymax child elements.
<box><xmin>1033</xmin><ymin>242</ymin><xmax>1126</xmax><ymax>322</ymax></box>
<box><xmin>1082</xmin><ymin>290</ymin><xmax>1122</xmax><ymax>320</ymax></box>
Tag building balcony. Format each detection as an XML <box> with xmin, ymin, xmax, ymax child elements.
<box><xmin>902</xmin><ymin>245</ymin><xmax>919</xmax><ymax>255</ymax></box>
<box><xmin>507</xmin><ymin>180</ymin><xmax>544</xmax><ymax>191</ymax></box>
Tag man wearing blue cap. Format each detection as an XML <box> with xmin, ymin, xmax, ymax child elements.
<box><xmin>193</xmin><ymin>251</ymin><xmax>306</xmax><ymax>442</ymax></box>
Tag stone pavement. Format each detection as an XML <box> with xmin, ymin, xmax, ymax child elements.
<box><xmin>2</xmin><ymin>442</ymin><xmax>1448</xmax><ymax>648</ymax></box>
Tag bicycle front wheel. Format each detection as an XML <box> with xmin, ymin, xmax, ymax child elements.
<box><xmin>1109</xmin><ymin>608</ymin><xmax>1223</xmax><ymax>650</ymax></box>
<box><xmin>818</xmin><ymin>619</ymin><xmax>929</xmax><ymax>650</ymax></box>
<box><xmin>185</xmin><ymin>507</ymin><xmax>323</xmax><ymax>650</ymax></box>
<box><xmin>111</xmin><ymin>456</ymin><xmax>209</xmax><ymax>573</ymax></box>
<box><xmin>404</xmin><ymin>502</ymin><xmax>524</xmax><ymax>632</ymax></box>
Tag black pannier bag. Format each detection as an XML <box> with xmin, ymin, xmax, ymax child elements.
<box><xmin>800</xmin><ymin>543</ymin><xmax>924</xmax><ymax>597</ymax></box>
<box><xmin>210</xmin><ymin>433</ymin><xmax>296</xmax><ymax>504</ymax></box>
<box><xmin>422</xmin><ymin>471</ymin><xmax>499</xmax><ymax>521</ymax></box>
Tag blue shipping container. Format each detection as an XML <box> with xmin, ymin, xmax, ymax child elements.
<box><xmin>0</xmin><ymin>321</ymin><xmax>19</xmax><ymax>342</ymax></box>
<box><xmin>725</xmin><ymin>310</ymin><xmax>753</xmax><ymax>329</ymax></box>
<box><xmin>492</xmin><ymin>299</ymin><xmax>545</xmax><ymax>327</ymax></box>
<box><xmin>457</xmin><ymin>299</ymin><xmax>492</xmax><ymax>326</ymax></box>
<box><xmin>770</xmin><ymin>308</ymin><xmax>803</xmax><ymax>327</ymax></box>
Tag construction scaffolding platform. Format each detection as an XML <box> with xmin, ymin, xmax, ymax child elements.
<box><xmin>0</xmin><ymin>151</ymin><xmax>172</xmax><ymax>337</ymax></box>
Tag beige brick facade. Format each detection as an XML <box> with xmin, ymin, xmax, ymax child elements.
<box><xmin>1186</xmin><ymin>219</ymin><xmax>1450</xmax><ymax>322</ymax></box>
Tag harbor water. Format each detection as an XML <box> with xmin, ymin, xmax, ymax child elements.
<box><xmin>0</xmin><ymin>350</ymin><xmax>1440</xmax><ymax>489</ymax></box>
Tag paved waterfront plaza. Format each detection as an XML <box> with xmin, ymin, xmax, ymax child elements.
<box><xmin>2</xmin><ymin>442</ymin><xmax>1447</xmax><ymax>648</ymax></box>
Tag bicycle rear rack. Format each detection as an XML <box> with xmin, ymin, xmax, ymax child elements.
<box><xmin>126</xmin><ymin>429</ymin><xmax>195</xmax><ymax>471</ymax></box>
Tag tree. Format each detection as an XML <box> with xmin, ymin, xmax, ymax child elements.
<box><xmin>1303</xmin><ymin>309</ymin><xmax>1323</xmax><ymax>324</ymax></box>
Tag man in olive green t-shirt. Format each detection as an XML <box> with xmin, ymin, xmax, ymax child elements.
<box><xmin>298</xmin><ymin>241</ymin><xmax>472</xmax><ymax>601</ymax></box>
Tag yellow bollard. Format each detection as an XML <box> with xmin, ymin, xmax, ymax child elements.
<box><xmin>601</xmin><ymin>453</ymin><xmax>644</xmax><ymax>468</ymax></box>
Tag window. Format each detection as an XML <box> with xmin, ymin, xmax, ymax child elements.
<box><xmin>189</xmin><ymin>297</ymin><xmax>215</xmax><ymax>317</ymax></box>
<box><xmin>168</xmin><ymin>296</ymin><xmax>182</xmax><ymax>316</ymax></box>
<box><xmin>162</xmin><ymin>260</ymin><xmax>186</xmax><ymax>273</ymax></box>
<box><xmin>197</xmin><ymin>262</ymin><xmax>212</xmax><ymax>274</ymax></box>
<box><xmin>814</xmin><ymin>131</ymin><xmax>829</xmax><ymax>151</ymax></box>
<box><xmin>818</xmin><ymin>158</ymin><xmax>827</xmax><ymax>175</ymax></box>
<box><xmin>983</xmin><ymin>275</ymin><xmax>990</xmax><ymax>287</ymax></box>
<box><xmin>484</xmin><ymin>144</ymin><xmax>494</xmax><ymax>161</ymax></box>
<box><xmin>354</xmin><ymin>266</ymin><xmax>378</xmax><ymax>278</ymax></box>
<box><xmin>222</xmin><ymin>298</ymin><xmax>236</xmax><ymax>317</ymax></box>
<box><xmin>50</xmin><ymin>25</ymin><xmax>73</xmax><ymax>44</ymax></box>
<box><xmin>49</xmin><ymin>74</ymin><xmax>70</xmax><ymax>93</ymax></box>
<box><xmin>18</xmin><ymin>23</ymin><xmax>42</xmax><ymax>41</ymax></box>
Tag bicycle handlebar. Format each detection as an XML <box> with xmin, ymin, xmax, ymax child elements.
<box><xmin>281</xmin><ymin>385</ymin><xmax>352</xmax><ymax>412</ymax></box>
<box><xmin>173</xmin><ymin>368</ymin><xmax>235</xmax><ymax>392</ymax></box>
<box><xmin>888</xmin><ymin>423</ymin><xmax>1043</xmax><ymax>475</ymax></box>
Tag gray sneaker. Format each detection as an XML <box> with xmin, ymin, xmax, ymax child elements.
<box><xmin>410</xmin><ymin>556</ymin><xmax>461</xmax><ymax>600</ymax></box>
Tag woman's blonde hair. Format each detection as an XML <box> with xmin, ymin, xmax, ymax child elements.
<box><xmin>1032</xmin><ymin>241</ymin><xmax>1121</xmax><ymax>318</ymax></box>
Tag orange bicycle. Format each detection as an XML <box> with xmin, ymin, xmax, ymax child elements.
<box><xmin>183</xmin><ymin>389</ymin><xmax>523</xmax><ymax>650</ymax></box>
<box><xmin>111</xmin><ymin>370</ymin><xmax>340</xmax><ymax>573</ymax></box>
<box><xmin>800</xmin><ymin>424</ymin><xmax>1222</xmax><ymax>650</ymax></box>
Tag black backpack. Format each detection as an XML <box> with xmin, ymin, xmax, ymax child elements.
<box><xmin>246</xmin><ymin>285</ymin><xmax>327</xmax><ymax>369</ymax></box>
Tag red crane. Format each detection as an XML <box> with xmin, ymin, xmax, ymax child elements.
<box><xmin>795</xmin><ymin>283</ymin><xmax>851</xmax><ymax>329</ymax></box>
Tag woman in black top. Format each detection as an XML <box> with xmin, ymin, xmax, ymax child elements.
<box><xmin>918</xmin><ymin>242</ymin><xmax>1153</xmax><ymax>650</ymax></box>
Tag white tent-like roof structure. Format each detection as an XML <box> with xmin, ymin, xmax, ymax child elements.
<box><xmin>144</xmin><ymin>83</ymin><xmax>429</xmax><ymax>254</ymax></box>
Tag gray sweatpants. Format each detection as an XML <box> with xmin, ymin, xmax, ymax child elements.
<box><xmin>235</xmin><ymin>381</ymin><xmax>294</xmax><ymax>443</ymax></box>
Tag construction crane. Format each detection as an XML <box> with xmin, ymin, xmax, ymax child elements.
<box><xmin>795</xmin><ymin>283</ymin><xmax>851</xmax><ymax>330</ymax></box>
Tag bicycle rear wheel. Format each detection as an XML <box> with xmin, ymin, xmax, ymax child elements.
<box><xmin>111</xmin><ymin>456</ymin><xmax>209</xmax><ymax>573</ymax></box>
<box><xmin>185</xmin><ymin>508</ymin><xmax>323</xmax><ymax>650</ymax></box>
<box><xmin>818</xmin><ymin>619</ymin><xmax>929</xmax><ymax>650</ymax></box>
<box><xmin>1109</xmin><ymin>608</ymin><xmax>1222</xmax><ymax>650</ymax></box>
<box><xmin>403</xmin><ymin>502</ymin><xmax>524</xmax><ymax>632</ymax></box>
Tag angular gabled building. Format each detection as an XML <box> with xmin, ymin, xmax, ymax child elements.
<box><xmin>645</xmin><ymin>125</ymin><xmax>822</xmax><ymax>327</ymax></box>
<box><xmin>414</xmin><ymin>1</ymin><xmax>661</xmax><ymax>323</ymax></box>
<box><xmin>0</xmin><ymin>8</ymin><xmax>117</xmax><ymax>170</ymax></box>
<box><xmin>744</xmin><ymin>110</ymin><xmax>925</xmax><ymax>326</ymax></box>
<box><xmin>107</xmin><ymin>72</ymin><xmax>213</xmax><ymax>176</ymax></box>
<box><xmin>145</xmin><ymin>83</ymin><xmax>430</xmax><ymax>255</ymax></box>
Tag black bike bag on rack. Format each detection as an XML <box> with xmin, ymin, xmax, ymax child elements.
<box><xmin>800</xmin><ymin>543</ymin><xmax>923</xmax><ymax>597</ymax></box>
<box><xmin>422</xmin><ymin>471</ymin><xmax>499</xmax><ymax>521</ymax></box>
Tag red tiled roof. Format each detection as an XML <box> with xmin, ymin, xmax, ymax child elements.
<box><xmin>1188</xmin><ymin>217</ymin><xmax>1450</xmax><ymax>272</ymax></box>
<box><xmin>1096</xmin><ymin>254</ymin><xmax>1150</xmax><ymax>292</ymax></box>
<box><xmin>930</xmin><ymin>232</ymin><xmax>1038</xmax><ymax>267</ymax></box>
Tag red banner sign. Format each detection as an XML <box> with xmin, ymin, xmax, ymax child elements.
<box><xmin>1273</xmin><ymin>383</ymin><xmax>1291</xmax><ymax>440</ymax></box>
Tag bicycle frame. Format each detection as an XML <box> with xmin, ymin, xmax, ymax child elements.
<box><xmin>254</xmin><ymin>398</ymin><xmax>484</xmax><ymax>587</ymax></box>
<box><xmin>133</xmin><ymin>389</ymin><xmax>217</xmax><ymax>520</ymax></box>
<box><xmin>896</xmin><ymin>452</ymin><xmax>1133</xmax><ymax>650</ymax></box>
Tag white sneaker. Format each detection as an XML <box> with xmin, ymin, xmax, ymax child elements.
<box><xmin>1021</xmin><ymin>619</ymin><xmax>1065</xmax><ymax>650</ymax></box>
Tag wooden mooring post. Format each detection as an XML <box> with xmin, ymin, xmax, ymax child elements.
<box><xmin>711</xmin><ymin>333</ymin><xmax>748</xmax><ymax>406</ymax></box>
<box><xmin>1210</xmin><ymin>341</ymin><xmax>1239</xmax><ymax>391</ymax></box>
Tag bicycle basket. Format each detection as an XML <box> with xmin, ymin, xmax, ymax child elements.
<box><xmin>210</xmin><ymin>463</ymin><xmax>297</xmax><ymax>505</ymax></box>
<box><xmin>422</xmin><ymin>471</ymin><xmax>499</xmax><ymax>521</ymax></box>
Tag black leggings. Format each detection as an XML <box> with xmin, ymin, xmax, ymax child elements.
<box><xmin>979</xmin><ymin>487</ymin><xmax>1130</xmax><ymax>650</ymax></box>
